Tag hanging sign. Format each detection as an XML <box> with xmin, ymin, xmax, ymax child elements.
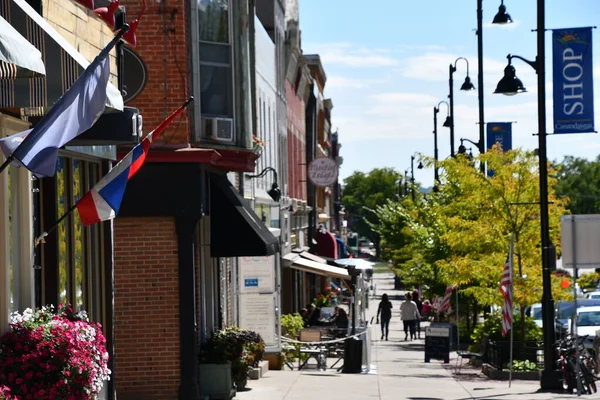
<box><xmin>308</xmin><ymin>157</ymin><xmax>338</xmax><ymax>187</ymax></box>
<box><xmin>486</xmin><ymin>122</ymin><xmax>512</xmax><ymax>177</ymax></box>
<box><xmin>552</xmin><ymin>27</ymin><xmax>595</xmax><ymax>134</ymax></box>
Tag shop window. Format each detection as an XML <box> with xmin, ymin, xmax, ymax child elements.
<box><xmin>50</xmin><ymin>157</ymin><xmax>105</xmax><ymax>323</ymax></box>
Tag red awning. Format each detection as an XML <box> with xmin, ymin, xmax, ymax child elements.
<box><xmin>316</xmin><ymin>230</ymin><xmax>338</xmax><ymax>259</ymax></box>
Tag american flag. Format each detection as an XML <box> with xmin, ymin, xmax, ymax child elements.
<box><xmin>500</xmin><ymin>239</ymin><xmax>514</xmax><ymax>337</ymax></box>
<box><xmin>438</xmin><ymin>284</ymin><xmax>457</xmax><ymax>312</ymax></box>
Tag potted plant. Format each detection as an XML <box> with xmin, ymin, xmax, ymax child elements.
<box><xmin>199</xmin><ymin>326</ymin><xmax>265</xmax><ymax>397</ymax></box>
<box><xmin>0</xmin><ymin>304</ymin><xmax>110</xmax><ymax>400</ymax></box>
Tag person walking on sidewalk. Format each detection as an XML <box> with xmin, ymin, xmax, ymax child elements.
<box><xmin>412</xmin><ymin>290</ymin><xmax>423</xmax><ymax>339</ymax></box>
<box><xmin>400</xmin><ymin>292</ymin><xmax>421</xmax><ymax>341</ymax></box>
<box><xmin>376</xmin><ymin>293</ymin><xmax>393</xmax><ymax>341</ymax></box>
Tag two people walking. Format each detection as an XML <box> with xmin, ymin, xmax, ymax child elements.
<box><xmin>377</xmin><ymin>291</ymin><xmax>422</xmax><ymax>341</ymax></box>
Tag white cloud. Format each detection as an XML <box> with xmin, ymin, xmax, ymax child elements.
<box><xmin>327</xmin><ymin>76</ymin><xmax>382</xmax><ymax>89</ymax></box>
<box><xmin>306</xmin><ymin>42</ymin><xmax>400</xmax><ymax>68</ymax></box>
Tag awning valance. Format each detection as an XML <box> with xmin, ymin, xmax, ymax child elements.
<box><xmin>282</xmin><ymin>253</ymin><xmax>350</xmax><ymax>280</ymax></box>
<box><xmin>0</xmin><ymin>15</ymin><xmax>45</xmax><ymax>78</ymax></box>
<box><xmin>0</xmin><ymin>0</ymin><xmax>123</xmax><ymax>113</ymax></box>
<box><xmin>316</xmin><ymin>229</ymin><xmax>338</xmax><ymax>259</ymax></box>
<box><xmin>210</xmin><ymin>173</ymin><xmax>279</xmax><ymax>257</ymax></box>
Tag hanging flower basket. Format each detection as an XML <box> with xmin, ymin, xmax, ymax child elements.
<box><xmin>0</xmin><ymin>304</ymin><xmax>110</xmax><ymax>400</ymax></box>
<box><xmin>252</xmin><ymin>135</ymin><xmax>265</xmax><ymax>155</ymax></box>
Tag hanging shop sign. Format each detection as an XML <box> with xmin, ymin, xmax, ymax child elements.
<box><xmin>552</xmin><ymin>27</ymin><xmax>595</xmax><ymax>134</ymax></box>
<box><xmin>308</xmin><ymin>157</ymin><xmax>338</xmax><ymax>187</ymax></box>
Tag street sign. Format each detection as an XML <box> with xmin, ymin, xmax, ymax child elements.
<box><xmin>561</xmin><ymin>215</ymin><xmax>600</xmax><ymax>269</ymax></box>
<box><xmin>308</xmin><ymin>157</ymin><xmax>338</xmax><ymax>187</ymax></box>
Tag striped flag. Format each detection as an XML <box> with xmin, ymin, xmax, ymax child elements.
<box><xmin>438</xmin><ymin>284</ymin><xmax>457</xmax><ymax>312</ymax></box>
<box><xmin>76</xmin><ymin>98</ymin><xmax>193</xmax><ymax>225</ymax></box>
<box><xmin>500</xmin><ymin>239</ymin><xmax>514</xmax><ymax>337</ymax></box>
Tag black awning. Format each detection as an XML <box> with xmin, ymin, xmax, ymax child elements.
<box><xmin>210</xmin><ymin>173</ymin><xmax>279</xmax><ymax>257</ymax></box>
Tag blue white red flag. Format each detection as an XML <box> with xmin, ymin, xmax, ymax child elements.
<box><xmin>76</xmin><ymin>99</ymin><xmax>192</xmax><ymax>226</ymax></box>
<box><xmin>500</xmin><ymin>238</ymin><xmax>514</xmax><ymax>337</ymax></box>
<box><xmin>0</xmin><ymin>32</ymin><xmax>124</xmax><ymax>177</ymax></box>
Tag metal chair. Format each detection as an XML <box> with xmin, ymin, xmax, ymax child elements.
<box><xmin>455</xmin><ymin>333</ymin><xmax>489</xmax><ymax>374</ymax></box>
<box><xmin>298</xmin><ymin>329</ymin><xmax>326</xmax><ymax>370</ymax></box>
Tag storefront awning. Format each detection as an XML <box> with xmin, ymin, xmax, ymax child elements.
<box><xmin>0</xmin><ymin>15</ymin><xmax>45</xmax><ymax>78</ymax></box>
<box><xmin>0</xmin><ymin>0</ymin><xmax>123</xmax><ymax>113</ymax></box>
<box><xmin>316</xmin><ymin>229</ymin><xmax>338</xmax><ymax>259</ymax></box>
<box><xmin>210</xmin><ymin>173</ymin><xmax>279</xmax><ymax>257</ymax></box>
<box><xmin>282</xmin><ymin>253</ymin><xmax>350</xmax><ymax>280</ymax></box>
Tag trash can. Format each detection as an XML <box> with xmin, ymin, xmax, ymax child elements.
<box><xmin>342</xmin><ymin>337</ymin><xmax>363</xmax><ymax>373</ymax></box>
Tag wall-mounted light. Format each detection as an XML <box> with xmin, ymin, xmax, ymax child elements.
<box><xmin>246</xmin><ymin>167</ymin><xmax>281</xmax><ymax>202</ymax></box>
<box><xmin>94</xmin><ymin>0</ymin><xmax>120</xmax><ymax>29</ymax></box>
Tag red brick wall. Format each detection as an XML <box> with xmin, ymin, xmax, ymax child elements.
<box><xmin>119</xmin><ymin>0</ymin><xmax>191</xmax><ymax>144</ymax></box>
<box><xmin>286</xmin><ymin>80</ymin><xmax>306</xmax><ymax>201</ymax></box>
<box><xmin>113</xmin><ymin>217</ymin><xmax>180</xmax><ymax>400</ymax></box>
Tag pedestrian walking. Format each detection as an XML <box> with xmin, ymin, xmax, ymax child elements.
<box><xmin>376</xmin><ymin>293</ymin><xmax>393</xmax><ymax>341</ymax></box>
<box><xmin>400</xmin><ymin>292</ymin><xmax>421</xmax><ymax>341</ymax></box>
<box><xmin>412</xmin><ymin>290</ymin><xmax>423</xmax><ymax>339</ymax></box>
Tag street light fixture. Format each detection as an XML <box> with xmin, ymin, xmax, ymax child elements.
<box><xmin>492</xmin><ymin>0</ymin><xmax>513</xmax><ymax>24</ymax></box>
<box><xmin>457</xmin><ymin>138</ymin><xmax>476</xmax><ymax>160</ymax></box>
<box><xmin>433</xmin><ymin>101</ymin><xmax>450</xmax><ymax>185</ymax></box>
<box><xmin>448</xmin><ymin>57</ymin><xmax>475</xmax><ymax>157</ymax></box>
<box><xmin>493</xmin><ymin>0</ymin><xmax>560</xmax><ymax>390</ymax></box>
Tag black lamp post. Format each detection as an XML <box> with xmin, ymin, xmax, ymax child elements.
<box><xmin>434</xmin><ymin>101</ymin><xmax>451</xmax><ymax>186</ymax></box>
<box><xmin>475</xmin><ymin>0</ymin><xmax>513</xmax><ymax>173</ymax></box>
<box><xmin>409</xmin><ymin>155</ymin><xmax>423</xmax><ymax>202</ymax></box>
<box><xmin>449</xmin><ymin>57</ymin><xmax>475</xmax><ymax>157</ymax></box>
<box><xmin>457</xmin><ymin>138</ymin><xmax>476</xmax><ymax>160</ymax></box>
<box><xmin>493</xmin><ymin>0</ymin><xmax>560</xmax><ymax>390</ymax></box>
<box><xmin>246</xmin><ymin>167</ymin><xmax>282</xmax><ymax>202</ymax></box>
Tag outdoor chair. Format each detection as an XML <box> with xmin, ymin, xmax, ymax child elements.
<box><xmin>298</xmin><ymin>329</ymin><xmax>326</xmax><ymax>370</ymax></box>
<box><xmin>455</xmin><ymin>333</ymin><xmax>489</xmax><ymax>374</ymax></box>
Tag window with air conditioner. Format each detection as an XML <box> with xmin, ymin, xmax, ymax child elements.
<box><xmin>197</xmin><ymin>0</ymin><xmax>234</xmax><ymax>142</ymax></box>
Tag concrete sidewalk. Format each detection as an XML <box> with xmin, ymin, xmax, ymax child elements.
<box><xmin>235</xmin><ymin>271</ymin><xmax>576</xmax><ymax>400</ymax></box>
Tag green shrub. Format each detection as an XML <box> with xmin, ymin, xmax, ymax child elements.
<box><xmin>470</xmin><ymin>311</ymin><xmax>542</xmax><ymax>352</ymax></box>
<box><xmin>509</xmin><ymin>359</ymin><xmax>541</xmax><ymax>372</ymax></box>
<box><xmin>578</xmin><ymin>272</ymin><xmax>600</xmax><ymax>289</ymax></box>
<box><xmin>280</xmin><ymin>313</ymin><xmax>305</xmax><ymax>368</ymax></box>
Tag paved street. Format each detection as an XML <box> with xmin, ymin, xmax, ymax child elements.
<box><xmin>236</xmin><ymin>271</ymin><xmax>581</xmax><ymax>400</ymax></box>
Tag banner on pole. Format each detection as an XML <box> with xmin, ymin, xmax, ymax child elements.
<box><xmin>486</xmin><ymin>122</ymin><xmax>512</xmax><ymax>177</ymax></box>
<box><xmin>552</xmin><ymin>27</ymin><xmax>595</xmax><ymax>134</ymax></box>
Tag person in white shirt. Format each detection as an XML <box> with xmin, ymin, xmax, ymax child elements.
<box><xmin>400</xmin><ymin>292</ymin><xmax>421</xmax><ymax>341</ymax></box>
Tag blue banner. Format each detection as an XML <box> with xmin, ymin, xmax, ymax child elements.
<box><xmin>552</xmin><ymin>27</ymin><xmax>595</xmax><ymax>134</ymax></box>
<box><xmin>486</xmin><ymin>122</ymin><xmax>512</xmax><ymax>151</ymax></box>
<box><xmin>486</xmin><ymin>122</ymin><xmax>512</xmax><ymax>177</ymax></box>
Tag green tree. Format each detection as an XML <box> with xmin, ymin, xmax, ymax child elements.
<box><xmin>553</xmin><ymin>155</ymin><xmax>600</xmax><ymax>214</ymax></box>
<box><xmin>341</xmin><ymin>168</ymin><xmax>402</xmax><ymax>254</ymax></box>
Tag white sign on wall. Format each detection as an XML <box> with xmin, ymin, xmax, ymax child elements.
<box><xmin>308</xmin><ymin>157</ymin><xmax>338</xmax><ymax>187</ymax></box>
<box><xmin>561</xmin><ymin>215</ymin><xmax>600</xmax><ymax>269</ymax></box>
<box><xmin>238</xmin><ymin>256</ymin><xmax>275</xmax><ymax>293</ymax></box>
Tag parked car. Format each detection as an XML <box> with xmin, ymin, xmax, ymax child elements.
<box><xmin>586</xmin><ymin>291</ymin><xmax>600</xmax><ymax>300</ymax></box>
<box><xmin>556</xmin><ymin>299</ymin><xmax>600</xmax><ymax>339</ymax></box>
<box><xmin>576</xmin><ymin>305</ymin><xmax>600</xmax><ymax>350</ymax></box>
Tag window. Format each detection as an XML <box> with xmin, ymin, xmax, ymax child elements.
<box><xmin>198</xmin><ymin>0</ymin><xmax>233</xmax><ymax>118</ymax></box>
<box><xmin>51</xmin><ymin>157</ymin><xmax>106</xmax><ymax>322</ymax></box>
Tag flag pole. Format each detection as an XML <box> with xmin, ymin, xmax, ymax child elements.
<box><xmin>0</xmin><ymin>156</ymin><xmax>14</xmax><ymax>175</ymax></box>
<box><xmin>508</xmin><ymin>236</ymin><xmax>514</xmax><ymax>387</ymax></box>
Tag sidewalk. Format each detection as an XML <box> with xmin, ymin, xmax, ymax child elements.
<box><xmin>235</xmin><ymin>271</ymin><xmax>576</xmax><ymax>400</ymax></box>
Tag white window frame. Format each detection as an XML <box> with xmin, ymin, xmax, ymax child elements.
<box><xmin>0</xmin><ymin>114</ymin><xmax>34</xmax><ymax>333</ymax></box>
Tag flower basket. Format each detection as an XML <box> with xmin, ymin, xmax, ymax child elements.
<box><xmin>0</xmin><ymin>304</ymin><xmax>110</xmax><ymax>400</ymax></box>
<box><xmin>199</xmin><ymin>326</ymin><xmax>265</xmax><ymax>391</ymax></box>
<box><xmin>252</xmin><ymin>135</ymin><xmax>265</xmax><ymax>155</ymax></box>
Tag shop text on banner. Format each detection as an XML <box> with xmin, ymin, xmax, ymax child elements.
<box><xmin>486</xmin><ymin>122</ymin><xmax>512</xmax><ymax>177</ymax></box>
<box><xmin>552</xmin><ymin>27</ymin><xmax>595</xmax><ymax>134</ymax></box>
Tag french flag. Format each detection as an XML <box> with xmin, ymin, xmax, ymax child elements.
<box><xmin>76</xmin><ymin>98</ymin><xmax>193</xmax><ymax>226</ymax></box>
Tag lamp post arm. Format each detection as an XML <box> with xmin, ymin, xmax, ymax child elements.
<box><xmin>454</xmin><ymin>57</ymin><xmax>471</xmax><ymax>76</ymax></box>
<box><xmin>460</xmin><ymin>138</ymin><xmax>480</xmax><ymax>149</ymax></box>
<box><xmin>507</xmin><ymin>54</ymin><xmax>539</xmax><ymax>73</ymax></box>
<box><xmin>247</xmin><ymin>166</ymin><xmax>278</xmax><ymax>182</ymax></box>
<box><xmin>436</xmin><ymin>100</ymin><xmax>450</xmax><ymax>115</ymax></box>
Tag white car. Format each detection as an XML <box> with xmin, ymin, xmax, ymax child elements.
<box><xmin>530</xmin><ymin>303</ymin><xmax>543</xmax><ymax>328</ymax></box>
<box><xmin>586</xmin><ymin>291</ymin><xmax>600</xmax><ymax>300</ymax></box>
<box><xmin>576</xmin><ymin>306</ymin><xmax>600</xmax><ymax>344</ymax></box>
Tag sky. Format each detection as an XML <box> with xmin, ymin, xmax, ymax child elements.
<box><xmin>299</xmin><ymin>0</ymin><xmax>600</xmax><ymax>188</ymax></box>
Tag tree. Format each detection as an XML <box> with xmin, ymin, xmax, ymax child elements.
<box><xmin>553</xmin><ymin>155</ymin><xmax>600</xmax><ymax>214</ymax></box>
<box><xmin>341</xmin><ymin>168</ymin><xmax>402</xmax><ymax>254</ymax></box>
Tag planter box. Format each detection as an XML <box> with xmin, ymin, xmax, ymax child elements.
<box><xmin>199</xmin><ymin>363</ymin><xmax>235</xmax><ymax>400</ymax></box>
<box><xmin>482</xmin><ymin>363</ymin><xmax>540</xmax><ymax>381</ymax></box>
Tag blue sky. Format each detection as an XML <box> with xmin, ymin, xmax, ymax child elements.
<box><xmin>299</xmin><ymin>1</ymin><xmax>600</xmax><ymax>188</ymax></box>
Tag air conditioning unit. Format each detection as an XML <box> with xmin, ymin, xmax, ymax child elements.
<box><xmin>202</xmin><ymin>117</ymin><xmax>234</xmax><ymax>142</ymax></box>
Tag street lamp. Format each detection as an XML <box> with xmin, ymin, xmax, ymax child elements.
<box><xmin>493</xmin><ymin>0</ymin><xmax>560</xmax><ymax>390</ymax></box>
<box><xmin>409</xmin><ymin>155</ymin><xmax>423</xmax><ymax>202</ymax></box>
<box><xmin>475</xmin><ymin>0</ymin><xmax>513</xmax><ymax>173</ymax></box>
<box><xmin>448</xmin><ymin>57</ymin><xmax>475</xmax><ymax>157</ymax></box>
<box><xmin>434</xmin><ymin>101</ymin><xmax>450</xmax><ymax>186</ymax></box>
<box><xmin>457</xmin><ymin>138</ymin><xmax>476</xmax><ymax>161</ymax></box>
